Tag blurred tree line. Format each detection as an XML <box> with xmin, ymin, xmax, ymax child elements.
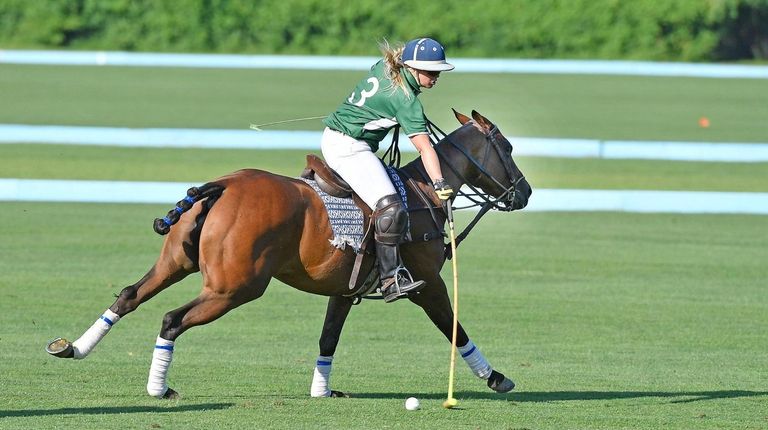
<box><xmin>0</xmin><ymin>0</ymin><xmax>766</xmax><ymax>61</ymax></box>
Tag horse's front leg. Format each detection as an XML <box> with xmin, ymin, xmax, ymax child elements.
<box><xmin>311</xmin><ymin>295</ymin><xmax>354</xmax><ymax>397</ymax></box>
<box><xmin>409</xmin><ymin>273</ymin><xmax>516</xmax><ymax>393</ymax></box>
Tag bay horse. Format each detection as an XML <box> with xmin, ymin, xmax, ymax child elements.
<box><xmin>46</xmin><ymin>109</ymin><xmax>532</xmax><ymax>399</ymax></box>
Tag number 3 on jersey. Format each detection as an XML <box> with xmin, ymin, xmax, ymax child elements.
<box><xmin>348</xmin><ymin>77</ymin><xmax>379</xmax><ymax>107</ymax></box>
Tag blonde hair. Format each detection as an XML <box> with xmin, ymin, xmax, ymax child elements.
<box><xmin>378</xmin><ymin>39</ymin><xmax>410</xmax><ymax>97</ymax></box>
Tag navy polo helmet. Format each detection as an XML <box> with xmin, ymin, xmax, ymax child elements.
<box><xmin>401</xmin><ymin>38</ymin><xmax>455</xmax><ymax>72</ymax></box>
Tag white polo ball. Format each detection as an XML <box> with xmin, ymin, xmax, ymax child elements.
<box><xmin>405</xmin><ymin>396</ymin><xmax>420</xmax><ymax>410</ymax></box>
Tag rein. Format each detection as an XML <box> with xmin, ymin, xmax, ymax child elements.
<box><xmin>426</xmin><ymin>119</ymin><xmax>524</xmax><ymax>256</ymax></box>
<box><xmin>380</xmin><ymin>125</ymin><xmax>402</xmax><ymax>167</ymax></box>
<box><xmin>428</xmin><ymin>120</ymin><xmax>523</xmax><ymax>212</ymax></box>
<box><xmin>377</xmin><ymin>117</ymin><xmax>524</xmax><ymax>256</ymax></box>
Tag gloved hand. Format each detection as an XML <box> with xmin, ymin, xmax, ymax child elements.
<box><xmin>433</xmin><ymin>178</ymin><xmax>454</xmax><ymax>201</ymax></box>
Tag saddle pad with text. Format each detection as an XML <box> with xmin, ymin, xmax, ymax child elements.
<box><xmin>300</xmin><ymin>177</ymin><xmax>365</xmax><ymax>252</ymax></box>
<box><xmin>299</xmin><ymin>168</ymin><xmax>409</xmax><ymax>252</ymax></box>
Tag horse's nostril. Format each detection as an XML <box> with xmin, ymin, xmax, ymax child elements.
<box><xmin>520</xmin><ymin>180</ymin><xmax>532</xmax><ymax>199</ymax></box>
<box><xmin>513</xmin><ymin>191</ymin><xmax>530</xmax><ymax>210</ymax></box>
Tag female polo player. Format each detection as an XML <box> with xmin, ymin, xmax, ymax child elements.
<box><xmin>321</xmin><ymin>37</ymin><xmax>455</xmax><ymax>303</ymax></box>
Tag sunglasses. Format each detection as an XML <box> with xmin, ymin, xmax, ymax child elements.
<box><xmin>419</xmin><ymin>70</ymin><xmax>441</xmax><ymax>79</ymax></box>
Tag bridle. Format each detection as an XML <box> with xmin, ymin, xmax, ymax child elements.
<box><xmin>425</xmin><ymin>119</ymin><xmax>526</xmax><ymax>254</ymax></box>
<box><xmin>427</xmin><ymin>119</ymin><xmax>525</xmax><ymax>213</ymax></box>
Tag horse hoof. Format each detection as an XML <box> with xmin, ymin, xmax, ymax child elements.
<box><xmin>330</xmin><ymin>390</ymin><xmax>349</xmax><ymax>398</ymax></box>
<box><xmin>46</xmin><ymin>338</ymin><xmax>74</xmax><ymax>358</ymax></box>
<box><xmin>162</xmin><ymin>387</ymin><xmax>180</xmax><ymax>400</ymax></box>
<box><xmin>487</xmin><ymin>370</ymin><xmax>515</xmax><ymax>393</ymax></box>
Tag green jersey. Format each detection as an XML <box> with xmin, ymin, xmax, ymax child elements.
<box><xmin>323</xmin><ymin>60</ymin><xmax>427</xmax><ymax>151</ymax></box>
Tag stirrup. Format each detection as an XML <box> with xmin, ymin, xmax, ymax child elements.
<box><xmin>379</xmin><ymin>268</ymin><xmax>426</xmax><ymax>303</ymax></box>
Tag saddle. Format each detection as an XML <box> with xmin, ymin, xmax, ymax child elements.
<box><xmin>301</xmin><ymin>155</ymin><xmax>354</xmax><ymax>199</ymax></box>
<box><xmin>299</xmin><ymin>154</ymin><xmax>445</xmax><ymax>302</ymax></box>
<box><xmin>300</xmin><ymin>154</ymin><xmax>373</xmax><ymax>241</ymax></box>
<box><xmin>301</xmin><ymin>155</ymin><xmax>377</xmax><ymax>300</ymax></box>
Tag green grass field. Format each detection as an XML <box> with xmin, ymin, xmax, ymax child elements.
<box><xmin>3</xmin><ymin>63</ymin><xmax>767</xmax><ymax>193</ymax></box>
<box><xmin>1</xmin><ymin>62</ymin><xmax>767</xmax><ymax>429</ymax></box>
<box><xmin>2</xmin><ymin>64</ymin><xmax>768</xmax><ymax>142</ymax></box>
<box><xmin>1</xmin><ymin>203</ymin><xmax>766</xmax><ymax>429</ymax></box>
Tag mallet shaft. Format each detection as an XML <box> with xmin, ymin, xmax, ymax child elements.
<box><xmin>445</xmin><ymin>199</ymin><xmax>459</xmax><ymax>407</ymax></box>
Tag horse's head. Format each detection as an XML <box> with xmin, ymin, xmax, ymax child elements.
<box><xmin>439</xmin><ymin>110</ymin><xmax>531</xmax><ymax>211</ymax></box>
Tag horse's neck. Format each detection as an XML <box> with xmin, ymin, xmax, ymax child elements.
<box><xmin>398</xmin><ymin>159</ymin><xmax>448</xmax><ymax>234</ymax></box>
<box><xmin>401</xmin><ymin>132</ymin><xmax>471</xmax><ymax>192</ymax></box>
<box><xmin>401</xmin><ymin>158</ymin><xmax>431</xmax><ymax>186</ymax></box>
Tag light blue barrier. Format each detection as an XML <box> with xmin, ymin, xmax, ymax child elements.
<box><xmin>0</xmin><ymin>124</ymin><xmax>321</xmax><ymax>150</ymax></box>
<box><xmin>2</xmin><ymin>49</ymin><xmax>768</xmax><ymax>79</ymax></box>
<box><xmin>526</xmin><ymin>189</ymin><xmax>768</xmax><ymax>214</ymax></box>
<box><xmin>2</xmin><ymin>179</ymin><xmax>767</xmax><ymax>214</ymax></box>
<box><xmin>3</xmin><ymin>124</ymin><xmax>768</xmax><ymax>162</ymax></box>
<box><xmin>0</xmin><ymin>179</ymin><xmax>192</xmax><ymax>204</ymax></box>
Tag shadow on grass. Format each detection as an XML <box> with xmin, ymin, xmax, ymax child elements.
<box><xmin>0</xmin><ymin>402</ymin><xmax>235</xmax><ymax>418</ymax></box>
<box><xmin>347</xmin><ymin>390</ymin><xmax>768</xmax><ymax>404</ymax></box>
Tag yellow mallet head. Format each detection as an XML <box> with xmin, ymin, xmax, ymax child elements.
<box><xmin>442</xmin><ymin>398</ymin><xmax>458</xmax><ymax>409</ymax></box>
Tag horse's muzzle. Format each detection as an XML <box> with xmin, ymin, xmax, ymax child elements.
<box><xmin>509</xmin><ymin>178</ymin><xmax>532</xmax><ymax>210</ymax></box>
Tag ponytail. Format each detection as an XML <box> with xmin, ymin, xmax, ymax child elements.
<box><xmin>378</xmin><ymin>39</ymin><xmax>410</xmax><ymax>98</ymax></box>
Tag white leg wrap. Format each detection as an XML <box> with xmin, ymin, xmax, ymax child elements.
<box><xmin>310</xmin><ymin>355</ymin><xmax>334</xmax><ymax>397</ymax></box>
<box><xmin>458</xmin><ymin>340</ymin><xmax>493</xmax><ymax>380</ymax></box>
<box><xmin>147</xmin><ymin>336</ymin><xmax>174</xmax><ymax>398</ymax></box>
<box><xmin>72</xmin><ymin>309</ymin><xmax>120</xmax><ymax>359</ymax></box>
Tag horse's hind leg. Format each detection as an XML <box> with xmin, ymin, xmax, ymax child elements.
<box><xmin>147</xmin><ymin>275</ymin><xmax>270</xmax><ymax>398</ymax></box>
<box><xmin>47</xmin><ymin>209</ymin><xmax>202</xmax><ymax>360</ymax></box>
<box><xmin>310</xmin><ymin>296</ymin><xmax>354</xmax><ymax>398</ymax></box>
<box><xmin>47</xmin><ymin>264</ymin><xmax>195</xmax><ymax>360</ymax></box>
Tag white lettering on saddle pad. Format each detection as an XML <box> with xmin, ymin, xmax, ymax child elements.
<box><xmin>300</xmin><ymin>178</ymin><xmax>365</xmax><ymax>252</ymax></box>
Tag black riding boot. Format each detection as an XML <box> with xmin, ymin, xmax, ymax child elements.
<box><xmin>373</xmin><ymin>194</ymin><xmax>426</xmax><ymax>303</ymax></box>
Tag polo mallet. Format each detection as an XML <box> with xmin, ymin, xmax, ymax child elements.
<box><xmin>249</xmin><ymin>115</ymin><xmax>326</xmax><ymax>131</ymax></box>
<box><xmin>442</xmin><ymin>198</ymin><xmax>459</xmax><ymax>409</ymax></box>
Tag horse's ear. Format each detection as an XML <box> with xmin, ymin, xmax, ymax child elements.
<box><xmin>453</xmin><ymin>108</ymin><xmax>471</xmax><ymax>125</ymax></box>
<box><xmin>471</xmin><ymin>110</ymin><xmax>493</xmax><ymax>132</ymax></box>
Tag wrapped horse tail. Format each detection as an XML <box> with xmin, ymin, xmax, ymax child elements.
<box><xmin>153</xmin><ymin>183</ymin><xmax>225</xmax><ymax>235</ymax></box>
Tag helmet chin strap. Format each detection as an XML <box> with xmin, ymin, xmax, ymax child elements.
<box><xmin>412</xmin><ymin>69</ymin><xmax>436</xmax><ymax>88</ymax></box>
<box><xmin>406</xmin><ymin>67</ymin><xmax>422</xmax><ymax>83</ymax></box>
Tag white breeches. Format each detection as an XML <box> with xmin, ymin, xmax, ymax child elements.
<box><xmin>320</xmin><ymin>127</ymin><xmax>396</xmax><ymax>210</ymax></box>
